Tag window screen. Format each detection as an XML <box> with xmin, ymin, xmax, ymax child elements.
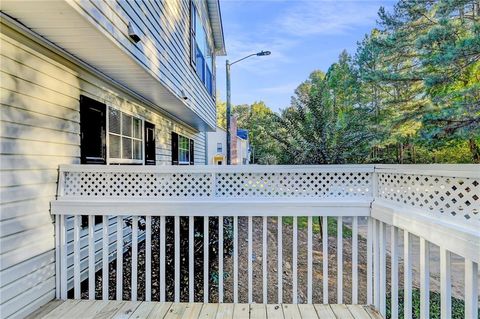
<box><xmin>108</xmin><ymin>108</ymin><xmax>143</xmax><ymax>163</ymax></box>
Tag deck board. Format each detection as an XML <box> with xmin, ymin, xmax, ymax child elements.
<box><xmin>28</xmin><ymin>300</ymin><xmax>384</xmax><ymax>318</ymax></box>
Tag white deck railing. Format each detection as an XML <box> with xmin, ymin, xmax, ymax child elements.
<box><xmin>51</xmin><ymin>164</ymin><xmax>479</xmax><ymax>319</ymax></box>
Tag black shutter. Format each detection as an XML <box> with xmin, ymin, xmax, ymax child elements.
<box><xmin>144</xmin><ymin>121</ymin><xmax>156</xmax><ymax>165</ymax></box>
<box><xmin>171</xmin><ymin>132</ymin><xmax>179</xmax><ymax>165</ymax></box>
<box><xmin>189</xmin><ymin>139</ymin><xmax>195</xmax><ymax>165</ymax></box>
<box><xmin>80</xmin><ymin>95</ymin><xmax>106</xmax><ymax>164</ymax></box>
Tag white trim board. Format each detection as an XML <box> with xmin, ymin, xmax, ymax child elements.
<box><xmin>371</xmin><ymin>199</ymin><xmax>480</xmax><ymax>264</ymax></box>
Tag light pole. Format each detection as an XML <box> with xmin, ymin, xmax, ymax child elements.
<box><xmin>226</xmin><ymin>50</ymin><xmax>271</xmax><ymax>165</ymax></box>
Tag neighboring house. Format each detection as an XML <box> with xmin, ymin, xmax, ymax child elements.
<box><xmin>236</xmin><ymin>128</ymin><xmax>251</xmax><ymax>165</ymax></box>
<box><xmin>207</xmin><ymin>119</ymin><xmax>250</xmax><ymax>165</ymax></box>
<box><xmin>0</xmin><ymin>0</ymin><xmax>225</xmax><ymax>317</ymax></box>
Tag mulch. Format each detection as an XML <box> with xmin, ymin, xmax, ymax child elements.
<box><xmin>81</xmin><ymin>217</ymin><xmax>409</xmax><ymax>303</ymax></box>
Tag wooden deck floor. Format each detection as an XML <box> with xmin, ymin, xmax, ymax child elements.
<box><xmin>26</xmin><ymin>300</ymin><xmax>384</xmax><ymax>319</ymax></box>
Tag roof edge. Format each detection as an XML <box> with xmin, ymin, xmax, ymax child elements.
<box><xmin>206</xmin><ymin>0</ymin><xmax>226</xmax><ymax>56</ymax></box>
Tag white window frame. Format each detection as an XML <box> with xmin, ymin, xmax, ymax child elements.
<box><xmin>106</xmin><ymin>105</ymin><xmax>145</xmax><ymax>165</ymax></box>
<box><xmin>177</xmin><ymin>134</ymin><xmax>192</xmax><ymax>165</ymax></box>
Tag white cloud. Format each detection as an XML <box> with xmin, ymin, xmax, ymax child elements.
<box><xmin>276</xmin><ymin>0</ymin><xmax>381</xmax><ymax>37</ymax></box>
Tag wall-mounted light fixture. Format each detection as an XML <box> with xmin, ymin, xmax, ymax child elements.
<box><xmin>179</xmin><ymin>89</ymin><xmax>188</xmax><ymax>101</ymax></box>
<box><xmin>128</xmin><ymin>22</ymin><xmax>141</xmax><ymax>43</ymax></box>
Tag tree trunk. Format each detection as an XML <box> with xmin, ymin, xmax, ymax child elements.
<box><xmin>469</xmin><ymin>138</ymin><xmax>480</xmax><ymax>163</ymax></box>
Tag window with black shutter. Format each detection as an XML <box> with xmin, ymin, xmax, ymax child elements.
<box><xmin>80</xmin><ymin>95</ymin><xmax>106</xmax><ymax>164</ymax></box>
<box><xmin>171</xmin><ymin>132</ymin><xmax>194</xmax><ymax>165</ymax></box>
<box><xmin>144</xmin><ymin>121</ymin><xmax>156</xmax><ymax>165</ymax></box>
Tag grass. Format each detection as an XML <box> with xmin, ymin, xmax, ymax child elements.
<box><xmin>386</xmin><ymin>288</ymin><xmax>478</xmax><ymax>319</ymax></box>
<box><xmin>282</xmin><ymin>216</ymin><xmax>352</xmax><ymax>238</ymax></box>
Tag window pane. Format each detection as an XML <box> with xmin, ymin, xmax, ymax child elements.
<box><xmin>109</xmin><ymin>134</ymin><xmax>121</xmax><ymax>158</ymax></box>
<box><xmin>195</xmin><ymin>43</ymin><xmax>205</xmax><ymax>81</ymax></box>
<box><xmin>109</xmin><ymin>109</ymin><xmax>121</xmax><ymax>134</ymax></box>
<box><xmin>122</xmin><ymin>113</ymin><xmax>132</xmax><ymax>137</ymax></box>
<box><xmin>217</xmin><ymin>142</ymin><xmax>222</xmax><ymax>153</ymax></box>
<box><xmin>206</xmin><ymin>67</ymin><xmax>212</xmax><ymax>94</ymax></box>
<box><xmin>133</xmin><ymin>118</ymin><xmax>142</xmax><ymax>139</ymax></box>
<box><xmin>133</xmin><ymin>140</ymin><xmax>142</xmax><ymax>160</ymax></box>
<box><xmin>122</xmin><ymin>137</ymin><xmax>132</xmax><ymax>159</ymax></box>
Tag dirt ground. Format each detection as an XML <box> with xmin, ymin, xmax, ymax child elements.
<box><xmin>84</xmin><ymin>216</ymin><xmax>471</xmax><ymax>304</ymax></box>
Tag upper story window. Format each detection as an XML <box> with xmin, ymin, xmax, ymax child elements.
<box><xmin>108</xmin><ymin>108</ymin><xmax>143</xmax><ymax>164</ymax></box>
<box><xmin>217</xmin><ymin>142</ymin><xmax>222</xmax><ymax>153</ymax></box>
<box><xmin>190</xmin><ymin>1</ymin><xmax>214</xmax><ymax>96</ymax></box>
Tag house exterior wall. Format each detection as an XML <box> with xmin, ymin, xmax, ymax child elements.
<box><xmin>236</xmin><ymin>137</ymin><xmax>250</xmax><ymax>165</ymax></box>
<box><xmin>0</xmin><ymin>23</ymin><xmax>206</xmax><ymax>318</ymax></box>
<box><xmin>206</xmin><ymin>123</ymin><xmax>250</xmax><ymax>165</ymax></box>
<box><xmin>68</xmin><ymin>0</ymin><xmax>217</xmax><ymax>129</ymax></box>
<box><xmin>207</xmin><ymin>127</ymin><xmax>227</xmax><ymax>165</ymax></box>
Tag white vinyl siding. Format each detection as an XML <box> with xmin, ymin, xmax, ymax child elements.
<box><xmin>70</xmin><ymin>0</ymin><xmax>217</xmax><ymax>129</ymax></box>
<box><xmin>0</xmin><ymin>25</ymin><xmax>207</xmax><ymax>318</ymax></box>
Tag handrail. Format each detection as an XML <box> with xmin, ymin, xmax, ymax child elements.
<box><xmin>51</xmin><ymin>164</ymin><xmax>479</xmax><ymax>318</ymax></box>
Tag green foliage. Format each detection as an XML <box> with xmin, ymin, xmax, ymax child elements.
<box><xmin>385</xmin><ymin>288</ymin><xmax>477</xmax><ymax>319</ymax></box>
<box><xmin>216</xmin><ymin>0</ymin><xmax>479</xmax><ymax>164</ymax></box>
<box><xmin>217</xmin><ymin>99</ymin><xmax>283</xmax><ymax>164</ymax></box>
<box><xmin>282</xmin><ymin>216</ymin><xmax>352</xmax><ymax>238</ymax></box>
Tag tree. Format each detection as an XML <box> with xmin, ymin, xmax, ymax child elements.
<box><xmin>272</xmin><ymin>69</ymin><xmax>373</xmax><ymax>164</ymax></box>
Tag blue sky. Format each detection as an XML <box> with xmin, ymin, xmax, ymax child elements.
<box><xmin>216</xmin><ymin>0</ymin><xmax>395</xmax><ymax>112</ymax></box>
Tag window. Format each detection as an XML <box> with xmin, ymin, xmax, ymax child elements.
<box><xmin>190</xmin><ymin>1</ymin><xmax>214</xmax><ymax>96</ymax></box>
<box><xmin>178</xmin><ymin>135</ymin><xmax>190</xmax><ymax>164</ymax></box>
<box><xmin>108</xmin><ymin>108</ymin><xmax>143</xmax><ymax>164</ymax></box>
<box><xmin>217</xmin><ymin>142</ymin><xmax>222</xmax><ymax>153</ymax></box>
<box><xmin>171</xmin><ymin>132</ymin><xmax>194</xmax><ymax>165</ymax></box>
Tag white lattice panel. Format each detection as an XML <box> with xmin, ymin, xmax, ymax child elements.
<box><xmin>63</xmin><ymin>171</ymin><xmax>213</xmax><ymax>198</ymax></box>
<box><xmin>215</xmin><ymin>172</ymin><xmax>372</xmax><ymax>198</ymax></box>
<box><xmin>377</xmin><ymin>173</ymin><xmax>480</xmax><ymax>228</ymax></box>
<box><xmin>62</xmin><ymin>170</ymin><xmax>373</xmax><ymax>200</ymax></box>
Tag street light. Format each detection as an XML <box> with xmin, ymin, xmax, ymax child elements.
<box><xmin>226</xmin><ymin>50</ymin><xmax>271</xmax><ymax>165</ymax></box>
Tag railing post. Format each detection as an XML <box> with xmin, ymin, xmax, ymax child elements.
<box><xmin>233</xmin><ymin>215</ymin><xmax>238</xmax><ymax>303</ymax></box>
<box><xmin>219</xmin><ymin>215</ymin><xmax>224</xmax><ymax>303</ymax></box>
<box><xmin>264</xmin><ymin>216</ymin><xmax>269</xmax><ymax>304</ymax></box>
<box><xmin>404</xmin><ymin>231</ymin><xmax>413</xmax><ymax>319</ymax></box>
<box><xmin>277</xmin><ymin>216</ymin><xmax>283</xmax><ymax>304</ymax></box>
<box><xmin>60</xmin><ymin>215</ymin><xmax>67</xmax><ymax>300</ymax></box>
<box><xmin>336</xmin><ymin>216</ymin><xmax>343</xmax><ymax>304</ymax></box>
<box><xmin>351</xmin><ymin>216</ymin><xmax>358</xmax><ymax>304</ymax></box>
<box><xmin>307</xmin><ymin>216</ymin><xmax>313</xmax><ymax>304</ymax></box>
<box><xmin>88</xmin><ymin>215</ymin><xmax>95</xmax><ymax>300</ymax></box>
<box><xmin>391</xmin><ymin>226</ymin><xmax>399</xmax><ymax>319</ymax></box>
<box><xmin>322</xmin><ymin>216</ymin><xmax>329</xmax><ymax>304</ymax></box>
<box><xmin>379</xmin><ymin>221</ymin><xmax>386</xmax><ymax>317</ymax></box>
<box><xmin>55</xmin><ymin>214</ymin><xmax>60</xmax><ymax>299</ymax></box>
<box><xmin>366</xmin><ymin>217</ymin><xmax>373</xmax><ymax>305</ymax></box>
<box><xmin>373</xmin><ymin>219</ymin><xmax>380</xmax><ymax>309</ymax></box>
<box><xmin>440</xmin><ymin>247</ymin><xmax>451</xmax><ymax>319</ymax></box>
<box><xmin>73</xmin><ymin>215</ymin><xmax>81</xmax><ymax>299</ymax></box>
<box><xmin>146</xmin><ymin>216</ymin><xmax>152</xmax><ymax>302</ymax></box>
<box><xmin>465</xmin><ymin>259</ymin><xmax>478</xmax><ymax>319</ymax></box>
<box><xmin>419</xmin><ymin>238</ymin><xmax>430</xmax><ymax>319</ymax></box>
<box><xmin>188</xmin><ymin>216</ymin><xmax>194</xmax><ymax>303</ymax></box>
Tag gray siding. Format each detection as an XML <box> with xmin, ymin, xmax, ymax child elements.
<box><xmin>0</xmin><ymin>25</ymin><xmax>206</xmax><ymax>318</ymax></box>
<box><xmin>70</xmin><ymin>0</ymin><xmax>217</xmax><ymax>129</ymax></box>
